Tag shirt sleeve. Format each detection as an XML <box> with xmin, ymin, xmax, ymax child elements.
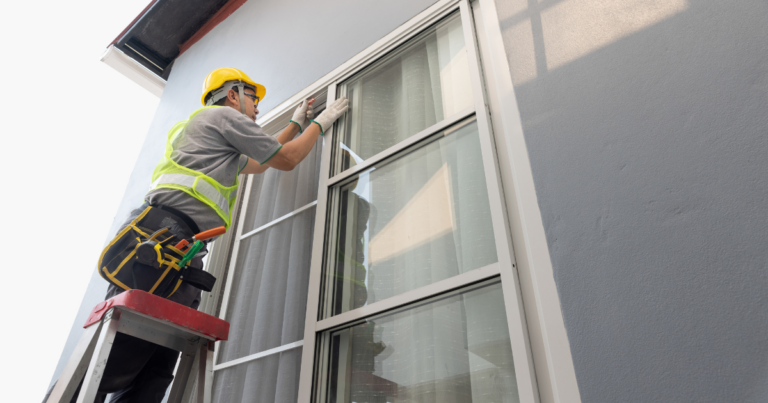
<box><xmin>215</xmin><ymin>107</ymin><xmax>283</xmax><ymax>164</ymax></box>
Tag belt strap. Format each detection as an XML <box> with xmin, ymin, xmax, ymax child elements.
<box><xmin>183</xmin><ymin>267</ymin><xmax>216</xmax><ymax>292</ymax></box>
<box><xmin>140</xmin><ymin>202</ymin><xmax>200</xmax><ymax>235</ymax></box>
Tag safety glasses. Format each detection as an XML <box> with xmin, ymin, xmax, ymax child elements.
<box><xmin>243</xmin><ymin>92</ymin><xmax>260</xmax><ymax>106</ymax></box>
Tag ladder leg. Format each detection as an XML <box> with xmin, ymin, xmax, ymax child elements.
<box><xmin>197</xmin><ymin>340</ymin><xmax>214</xmax><ymax>403</ymax></box>
<box><xmin>46</xmin><ymin>321</ymin><xmax>104</xmax><ymax>403</ymax></box>
<box><xmin>76</xmin><ymin>309</ymin><xmax>121</xmax><ymax>403</ymax></box>
<box><xmin>167</xmin><ymin>338</ymin><xmax>199</xmax><ymax>403</ymax></box>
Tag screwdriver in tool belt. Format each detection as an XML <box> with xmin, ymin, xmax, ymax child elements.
<box><xmin>175</xmin><ymin>226</ymin><xmax>226</xmax><ymax>268</ymax></box>
<box><xmin>174</xmin><ymin>226</ymin><xmax>226</xmax><ymax>251</ymax></box>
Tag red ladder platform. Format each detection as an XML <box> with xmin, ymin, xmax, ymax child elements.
<box><xmin>47</xmin><ymin>289</ymin><xmax>230</xmax><ymax>403</ymax></box>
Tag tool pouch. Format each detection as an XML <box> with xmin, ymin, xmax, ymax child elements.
<box><xmin>97</xmin><ymin>205</ymin><xmax>216</xmax><ymax>298</ymax></box>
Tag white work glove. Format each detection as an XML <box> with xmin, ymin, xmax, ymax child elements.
<box><xmin>290</xmin><ymin>98</ymin><xmax>315</xmax><ymax>132</ymax></box>
<box><xmin>311</xmin><ymin>97</ymin><xmax>349</xmax><ymax>135</ymax></box>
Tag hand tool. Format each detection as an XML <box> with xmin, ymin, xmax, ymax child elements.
<box><xmin>175</xmin><ymin>226</ymin><xmax>227</xmax><ymax>268</ymax></box>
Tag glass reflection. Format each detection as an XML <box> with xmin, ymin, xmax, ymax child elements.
<box><xmin>321</xmin><ymin>281</ymin><xmax>520</xmax><ymax>403</ymax></box>
<box><xmin>335</xmin><ymin>13</ymin><xmax>473</xmax><ymax>174</ymax></box>
<box><xmin>324</xmin><ymin>119</ymin><xmax>498</xmax><ymax>317</ymax></box>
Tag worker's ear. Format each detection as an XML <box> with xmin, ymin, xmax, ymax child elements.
<box><xmin>227</xmin><ymin>88</ymin><xmax>239</xmax><ymax>105</ymax></box>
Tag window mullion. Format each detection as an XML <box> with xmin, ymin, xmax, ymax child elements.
<box><xmin>297</xmin><ymin>83</ymin><xmax>337</xmax><ymax>403</ymax></box>
<box><xmin>238</xmin><ymin>200</ymin><xmax>318</xmax><ymax>241</ymax></box>
<box><xmin>459</xmin><ymin>2</ymin><xmax>541</xmax><ymax>403</ymax></box>
<box><xmin>213</xmin><ymin>340</ymin><xmax>304</xmax><ymax>372</ymax></box>
<box><xmin>317</xmin><ymin>262</ymin><xmax>501</xmax><ymax>332</ymax></box>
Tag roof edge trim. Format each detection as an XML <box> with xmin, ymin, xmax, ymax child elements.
<box><xmin>101</xmin><ymin>45</ymin><xmax>165</xmax><ymax>98</ymax></box>
<box><xmin>178</xmin><ymin>0</ymin><xmax>248</xmax><ymax>56</ymax></box>
<box><xmin>108</xmin><ymin>0</ymin><xmax>159</xmax><ymax>49</ymax></box>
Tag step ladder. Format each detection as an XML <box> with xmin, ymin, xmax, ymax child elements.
<box><xmin>46</xmin><ymin>289</ymin><xmax>230</xmax><ymax>403</ymax></box>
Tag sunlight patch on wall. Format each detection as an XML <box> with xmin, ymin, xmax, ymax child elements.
<box><xmin>502</xmin><ymin>0</ymin><xmax>688</xmax><ymax>85</ymax></box>
<box><xmin>508</xmin><ymin>18</ymin><xmax>538</xmax><ymax>86</ymax></box>
<box><xmin>541</xmin><ymin>0</ymin><xmax>688</xmax><ymax>70</ymax></box>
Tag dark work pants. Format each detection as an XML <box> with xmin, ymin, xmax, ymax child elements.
<box><xmin>97</xmin><ymin>283</ymin><xmax>202</xmax><ymax>403</ymax></box>
<box><xmin>44</xmin><ymin>206</ymin><xmax>204</xmax><ymax>403</ymax></box>
<box><xmin>44</xmin><ymin>285</ymin><xmax>201</xmax><ymax>403</ymax></box>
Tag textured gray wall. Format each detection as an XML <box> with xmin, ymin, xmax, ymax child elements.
<box><xmin>50</xmin><ymin>0</ymin><xmax>438</xmax><ymax>388</ymax></box>
<box><xmin>495</xmin><ymin>0</ymin><xmax>768</xmax><ymax>401</ymax></box>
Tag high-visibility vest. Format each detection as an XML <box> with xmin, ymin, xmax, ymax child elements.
<box><xmin>149</xmin><ymin>106</ymin><xmax>238</xmax><ymax>229</ymax></box>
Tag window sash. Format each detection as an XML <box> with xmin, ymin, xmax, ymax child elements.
<box><xmin>300</xmin><ymin>2</ymin><xmax>537</xmax><ymax>402</ymax></box>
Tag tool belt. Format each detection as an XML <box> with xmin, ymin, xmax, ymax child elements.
<box><xmin>97</xmin><ymin>204</ymin><xmax>216</xmax><ymax>298</ymax></box>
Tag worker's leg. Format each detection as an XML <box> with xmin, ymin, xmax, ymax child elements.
<box><xmin>51</xmin><ymin>203</ymin><xmax>204</xmax><ymax>402</ymax></box>
<box><xmin>42</xmin><ymin>296</ymin><xmax>157</xmax><ymax>403</ymax></box>
<box><xmin>98</xmin><ymin>331</ymin><xmax>161</xmax><ymax>391</ymax></box>
<box><xmin>101</xmin><ymin>282</ymin><xmax>202</xmax><ymax>403</ymax></box>
<box><xmin>106</xmin><ymin>345</ymin><xmax>179</xmax><ymax>403</ymax></box>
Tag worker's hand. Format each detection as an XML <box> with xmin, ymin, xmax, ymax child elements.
<box><xmin>311</xmin><ymin>97</ymin><xmax>349</xmax><ymax>135</ymax></box>
<box><xmin>290</xmin><ymin>98</ymin><xmax>314</xmax><ymax>133</ymax></box>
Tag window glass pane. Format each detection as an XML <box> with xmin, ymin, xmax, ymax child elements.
<box><xmin>323</xmin><ymin>119</ymin><xmax>497</xmax><ymax>317</ymax></box>
<box><xmin>317</xmin><ymin>281</ymin><xmax>519</xmax><ymax>403</ymax></box>
<box><xmin>218</xmin><ymin>208</ymin><xmax>315</xmax><ymax>364</ymax></box>
<box><xmin>335</xmin><ymin>13</ymin><xmax>473</xmax><ymax>173</ymax></box>
<box><xmin>241</xmin><ymin>137</ymin><xmax>322</xmax><ymax>233</ymax></box>
<box><xmin>213</xmin><ymin>349</ymin><xmax>302</xmax><ymax>403</ymax></box>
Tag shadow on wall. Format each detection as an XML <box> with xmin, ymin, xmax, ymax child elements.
<box><xmin>495</xmin><ymin>0</ymin><xmax>768</xmax><ymax>402</ymax></box>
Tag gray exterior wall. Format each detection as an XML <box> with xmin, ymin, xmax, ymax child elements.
<box><xmin>52</xmin><ymin>0</ymin><xmax>768</xmax><ymax>401</ymax></box>
<box><xmin>50</xmin><ymin>0</ymin><xmax>439</xmax><ymax>387</ymax></box>
<box><xmin>495</xmin><ymin>0</ymin><xmax>768</xmax><ymax>402</ymax></box>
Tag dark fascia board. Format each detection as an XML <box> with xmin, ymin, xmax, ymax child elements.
<box><xmin>109</xmin><ymin>0</ymin><xmax>231</xmax><ymax>80</ymax></box>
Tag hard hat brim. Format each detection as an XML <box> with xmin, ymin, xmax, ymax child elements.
<box><xmin>201</xmin><ymin>68</ymin><xmax>266</xmax><ymax>106</ymax></box>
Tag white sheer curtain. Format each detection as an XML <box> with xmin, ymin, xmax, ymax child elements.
<box><xmin>332</xmin><ymin>124</ymin><xmax>502</xmax><ymax>403</ymax></box>
<box><xmin>333</xmin><ymin>282</ymin><xmax>519</xmax><ymax>403</ymax></box>
<box><xmin>332</xmin><ymin>122</ymin><xmax>497</xmax><ymax>311</ymax></box>
<box><xmin>212</xmin><ymin>138</ymin><xmax>321</xmax><ymax>403</ymax></box>
<box><xmin>340</xmin><ymin>14</ymin><xmax>472</xmax><ymax>171</ymax></box>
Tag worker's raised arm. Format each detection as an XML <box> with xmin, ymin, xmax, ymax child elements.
<box><xmin>264</xmin><ymin>97</ymin><xmax>348</xmax><ymax>171</ymax></box>
<box><xmin>240</xmin><ymin>157</ymin><xmax>269</xmax><ymax>175</ymax></box>
<box><xmin>240</xmin><ymin>98</ymin><xmax>316</xmax><ymax>175</ymax></box>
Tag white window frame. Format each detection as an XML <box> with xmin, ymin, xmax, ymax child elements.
<box><xmin>300</xmin><ymin>1</ymin><xmax>538</xmax><ymax>402</ymax></box>
<box><xmin>200</xmin><ymin>1</ymin><xmax>582</xmax><ymax>402</ymax></box>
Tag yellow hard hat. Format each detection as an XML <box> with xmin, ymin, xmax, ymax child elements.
<box><xmin>201</xmin><ymin>67</ymin><xmax>266</xmax><ymax>106</ymax></box>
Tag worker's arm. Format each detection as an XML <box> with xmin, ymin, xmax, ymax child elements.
<box><xmin>262</xmin><ymin>123</ymin><xmax>321</xmax><ymax>171</ymax></box>
<box><xmin>240</xmin><ymin>157</ymin><xmax>270</xmax><ymax>175</ymax></box>
<box><xmin>239</xmin><ymin>98</ymin><xmax>315</xmax><ymax>175</ymax></box>
<box><xmin>239</xmin><ymin>122</ymin><xmax>302</xmax><ymax>174</ymax></box>
<box><xmin>265</xmin><ymin>97</ymin><xmax>349</xmax><ymax>171</ymax></box>
<box><xmin>276</xmin><ymin>121</ymin><xmax>301</xmax><ymax>145</ymax></box>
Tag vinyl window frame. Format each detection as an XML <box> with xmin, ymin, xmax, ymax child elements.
<box><xmin>298</xmin><ymin>2</ymin><xmax>537</xmax><ymax>402</ymax></box>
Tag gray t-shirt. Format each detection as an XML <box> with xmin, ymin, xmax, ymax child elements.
<box><xmin>146</xmin><ymin>106</ymin><xmax>282</xmax><ymax>231</ymax></box>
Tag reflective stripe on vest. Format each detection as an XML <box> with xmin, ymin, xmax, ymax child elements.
<box><xmin>151</xmin><ymin>174</ymin><xmax>229</xmax><ymax>216</ymax></box>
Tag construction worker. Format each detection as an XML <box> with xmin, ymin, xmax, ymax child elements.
<box><xmin>45</xmin><ymin>68</ymin><xmax>348</xmax><ymax>402</ymax></box>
